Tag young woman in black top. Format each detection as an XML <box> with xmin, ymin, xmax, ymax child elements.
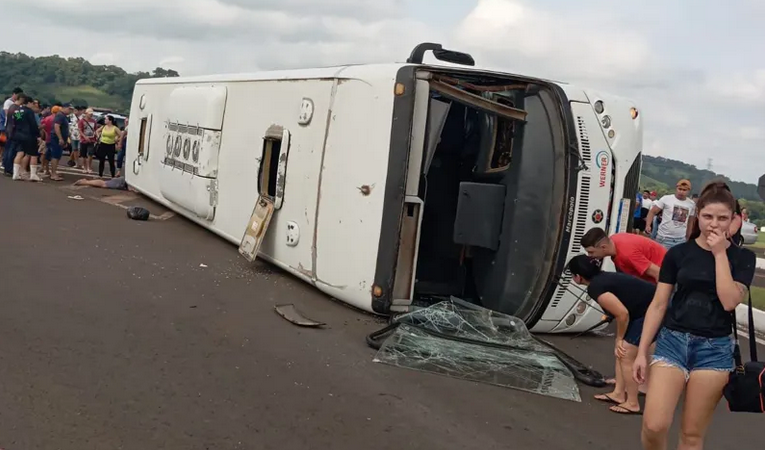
<box><xmin>567</xmin><ymin>255</ymin><xmax>655</xmax><ymax>415</ymax></box>
<box><xmin>685</xmin><ymin>181</ymin><xmax>745</xmax><ymax>247</ymax></box>
<box><xmin>632</xmin><ymin>182</ymin><xmax>756</xmax><ymax>450</ymax></box>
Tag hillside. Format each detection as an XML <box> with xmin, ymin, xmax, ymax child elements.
<box><xmin>641</xmin><ymin>155</ymin><xmax>765</xmax><ymax>225</ymax></box>
<box><xmin>0</xmin><ymin>52</ymin><xmax>179</xmax><ymax>113</ymax></box>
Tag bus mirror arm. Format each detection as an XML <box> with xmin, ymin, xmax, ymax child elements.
<box><xmin>407</xmin><ymin>42</ymin><xmax>476</xmax><ymax>66</ymax></box>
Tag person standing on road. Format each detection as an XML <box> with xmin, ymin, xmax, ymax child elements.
<box><xmin>645</xmin><ymin>180</ymin><xmax>695</xmax><ymax>249</ymax></box>
<box><xmin>78</xmin><ymin>108</ymin><xmax>98</xmax><ymax>174</ymax></box>
<box><xmin>686</xmin><ymin>181</ymin><xmax>745</xmax><ymax>248</ymax></box>
<box><xmin>581</xmin><ymin>228</ymin><xmax>667</xmax><ymax>284</ymax></box>
<box><xmin>95</xmin><ymin>115</ymin><xmax>121</xmax><ymax>178</ymax></box>
<box><xmin>68</xmin><ymin>106</ymin><xmax>83</xmax><ymax>169</ymax></box>
<box><xmin>3</xmin><ymin>93</ymin><xmax>24</xmax><ymax>176</ymax></box>
<box><xmin>116</xmin><ymin>117</ymin><xmax>128</xmax><ymax>177</ymax></box>
<box><xmin>9</xmin><ymin>94</ymin><xmax>42</xmax><ymax>182</ymax></box>
<box><xmin>633</xmin><ymin>183</ymin><xmax>756</xmax><ymax>450</ymax></box>
<box><xmin>567</xmin><ymin>255</ymin><xmax>655</xmax><ymax>415</ymax></box>
<box><xmin>47</xmin><ymin>103</ymin><xmax>72</xmax><ymax>181</ymax></box>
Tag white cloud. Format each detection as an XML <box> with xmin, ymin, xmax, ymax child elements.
<box><xmin>1</xmin><ymin>0</ymin><xmax>764</xmax><ymax>183</ymax></box>
<box><xmin>453</xmin><ymin>0</ymin><xmax>652</xmax><ymax>81</ymax></box>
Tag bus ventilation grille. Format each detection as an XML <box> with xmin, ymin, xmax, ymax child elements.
<box><xmin>550</xmin><ymin>117</ymin><xmax>592</xmax><ymax>309</ymax></box>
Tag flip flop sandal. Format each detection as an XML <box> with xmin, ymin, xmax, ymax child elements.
<box><xmin>594</xmin><ymin>394</ymin><xmax>621</xmax><ymax>405</ymax></box>
<box><xmin>609</xmin><ymin>405</ymin><xmax>643</xmax><ymax>415</ymax></box>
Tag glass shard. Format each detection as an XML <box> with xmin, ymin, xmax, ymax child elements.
<box><xmin>372</xmin><ymin>300</ymin><xmax>581</xmax><ymax>402</ymax></box>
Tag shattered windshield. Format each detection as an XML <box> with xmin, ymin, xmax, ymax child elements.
<box><xmin>372</xmin><ymin>300</ymin><xmax>581</xmax><ymax>402</ymax></box>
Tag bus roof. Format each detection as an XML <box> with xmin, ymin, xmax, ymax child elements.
<box><xmin>134</xmin><ymin>62</ymin><xmax>566</xmax><ymax>88</ymax></box>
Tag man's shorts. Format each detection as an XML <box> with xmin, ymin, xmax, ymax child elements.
<box><xmin>81</xmin><ymin>142</ymin><xmax>96</xmax><ymax>157</ymax></box>
<box><xmin>105</xmin><ymin>177</ymin><xmax>128</xmax><ymax>190</ymax></box>
<box><xmin>657</xmin><ymin>235</ymin><xmax>686</xmax><ymax>250</ymax></box>
<box><xmin>634</xmin><ymin>217</ymin><xmax>646</xmax><ymax>231</ymax></box>
<box><xmin>15</xmin><ymin>140</ymin><xmax>39</xmax><ymax>157</ymax></box>
<box><xmin>623</xmin><ymin>316</ymin><xmax>653</xmax><ymax>346</ymax></box>
<box><xmin>650</xmin><ymin>327</ymin><xmax>734</xmax><ymax>380</ymax></box>
<box><xmin>71</xmin><ymin>140</ymin><xmax>80</xmax><ymax>151</ymax></box>
<box><xmin>46</xmin><ymin>141</ymin><xmax>64</xmax><ymax>160</ymax></box>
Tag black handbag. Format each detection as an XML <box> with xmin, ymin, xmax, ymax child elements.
<box><xmin>723</xmin><ymin>291</ymin><xmax>765</xmax><ymax>413</ymax></box>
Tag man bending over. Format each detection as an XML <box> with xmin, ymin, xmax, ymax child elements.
<box><xmin>581</xmin><ymin>228</ymin><xmax>667</xmax><ymax>284</ymax></box>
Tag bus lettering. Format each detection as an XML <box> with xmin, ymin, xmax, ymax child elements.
<box><xmin>596</xmin><ymin>150</ymin><xmax>610</xmax><ymax>188</ymax></box>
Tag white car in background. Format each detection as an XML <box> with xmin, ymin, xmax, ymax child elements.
<box><xmin>741</xmin><ymin>221</ymin><xmax>758</xmax><ymax>245</ymax></box>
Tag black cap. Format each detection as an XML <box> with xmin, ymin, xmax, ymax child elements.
<box><xmin>61</xmin><ymin>102</ymin><xmax>73</xmax><ymax>108</ymax></box>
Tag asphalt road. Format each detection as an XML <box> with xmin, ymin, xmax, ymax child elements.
<box><xmin>0</xmin><ymin>173</ymin><xmax>763</xmax><ymax>450</ymax></box>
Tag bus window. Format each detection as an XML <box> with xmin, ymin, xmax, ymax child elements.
<box><xmin>258</xmin><ymin>125</ymin><xmax>291</xmax><ymax>209</ymax></box>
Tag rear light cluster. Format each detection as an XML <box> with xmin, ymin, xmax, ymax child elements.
<box><xmin>592</xmin><ymin>100</ymin><xmax>639</xmax><ymax>140</ymax></box>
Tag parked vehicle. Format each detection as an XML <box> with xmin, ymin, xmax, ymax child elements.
<box><xmin>741</xmin><ymin>220</ymin><xmax>758</xmax><ymax>245</ymax></box>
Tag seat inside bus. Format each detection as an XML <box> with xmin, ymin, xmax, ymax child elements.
<box><xmin>414</xmin><ymin>88</ymin><xmax>525</xmax><ymax>306</ymax></box>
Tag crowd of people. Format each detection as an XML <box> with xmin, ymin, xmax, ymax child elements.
<box><xmin>571</xmin><ymin>179</ymin><xmax>756</xmax><ymax>450</ymax></box>
<box><xmin>0</xmin><ymin>87</ymin><xmax>128</xmax><ymax>182</ymax></box>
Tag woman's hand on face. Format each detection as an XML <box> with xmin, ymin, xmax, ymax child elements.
<box><xmin>707</xmin><ymin>229</ymin><xmax>728</xmax><ymax>256</ymax></box>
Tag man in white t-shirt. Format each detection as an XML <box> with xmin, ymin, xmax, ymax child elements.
<box><xmin>3</xmin><ymin>88</ymin><xmax>24</xmax><ymax>126</ymax></box>
<box><xmin>645</xmin><ymin>179</ymin><xmax>695</xmax><ymax>249</ymax></box>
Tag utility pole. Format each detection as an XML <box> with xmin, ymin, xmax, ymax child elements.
<box><xmin>706</xmin><ymin>158</ymin><xmax>713</xmax><ymax>171</ymax></box>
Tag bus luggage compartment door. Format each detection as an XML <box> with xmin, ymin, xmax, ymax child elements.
<box><xmin>239</xmin><ymin>195</ymin><xmax>275</xmax><ymax>262</ymax></box>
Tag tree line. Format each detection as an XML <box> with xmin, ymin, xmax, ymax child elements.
<box><xmin>641</xmin><ymin>155</ymin><xmax>765</xmax><ymax>227</ymax></box>
<box><xmin>0</xmin><ymin>52</ymin><xmax>179</xmax><ymax>112</ymax></box>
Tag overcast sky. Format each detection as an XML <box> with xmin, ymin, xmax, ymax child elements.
<box><xmin>2</xmin><ymin>0</ymin><xmax>763</xmax><ymax>183</ymax></box>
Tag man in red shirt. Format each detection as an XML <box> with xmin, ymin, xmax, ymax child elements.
<box><xmin>580</xmin><ymin>228</ymin><xmax>667</xmax><ymax>283</ymax></box>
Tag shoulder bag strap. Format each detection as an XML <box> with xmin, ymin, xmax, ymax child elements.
<box><xmin>747</xmin><ymin>289</ymin><xmax>758</xmax><ymax>362</ymax></box>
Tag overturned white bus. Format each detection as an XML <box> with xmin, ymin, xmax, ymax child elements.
<box><xmin>124</xmin><ymin>43</ymin><xmax>643</xmax><ymax>333</ymax></box>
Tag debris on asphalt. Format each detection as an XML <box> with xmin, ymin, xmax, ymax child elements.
<box><xmin>67</xmin><ymin>195</ymin><xmax>84</xmax><ymax>200</ymax></box>
<box><xmin>275</xmin><ymin>304</ymin><xmax>326</xmax><ymax>328</ymax></box>
<box><xmin>367</xmin><ymin>297</ymin><xmax>584</xmax><ymax>402</ymax></box>
<box><xmin>200</xmin><ymin>263</ymin><xmax>208</xmax><ymax>268</ymax></box>
<box><xmin>127</xmin><ymin>206</ymin><xmax>151</xmax><ymax>221</ymax></box>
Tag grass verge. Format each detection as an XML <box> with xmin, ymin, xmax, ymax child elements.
<box><xmin>749</xmin><ymin>286</ymin><xmax>765</xmax><ymax>311</ymax></box>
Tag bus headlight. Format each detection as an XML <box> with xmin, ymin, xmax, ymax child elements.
<box><xmin>576</xmin><ymin>301</ymin><xmax>587</xmax><ymax>314</ymax></box>
<box><xmin>601</xmin><ymin>115</ymin><xmax>612</xmax><ymax>128</ymax></box>
<box><xmin>594</xmin><ymin>100</ymin><xmax>604</xmax><ymax>114</ymax></box>
<box><xmin>630</xmin><ymin>107</ymin><xmax>639</xmax><ymax>119</ymax></box>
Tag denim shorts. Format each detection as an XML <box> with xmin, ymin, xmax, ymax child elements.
<box><xmin>46</xmin><ymin>141</ymin><xmax>63</xmax><ymax>160</ymax></box>
<box><xmin>656</xmin><ymin>235</ymin><xmax>686</xmax><ymax>250</ymax></box>
<box><xmin>624</xmin><ymin>317</ymin><xmax>648</xmax><ymax>346</ymax></box>
<box><xmin>651</xmin><ymin>327</ymin><xmax>735</xmax><ymax>380</ymax></box>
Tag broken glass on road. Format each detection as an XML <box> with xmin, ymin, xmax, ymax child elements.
<box><xmin>372</xmin><ymin>299</ymin><xmax>581</xmax><ymax>402</ymax></box>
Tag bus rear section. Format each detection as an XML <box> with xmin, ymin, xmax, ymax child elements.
<box><xmin>534</xmin><ymin>87</ymin><xmax>643</xmax><ymax>333</ymax></box>
<box><xmin>372</xmin><ymin>64</ymin><xmax>574</xmax><ymax>330</ymax></box>
<box><xmin>372</xmin><ymin>59</ymin><xmax>643</xmax><ymax>334</ymax></box>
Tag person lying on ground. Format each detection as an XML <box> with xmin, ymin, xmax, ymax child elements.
<box><xmin>581</xmin><ymin>228</ymin><xmax>667</xmax><ymax>284</ymax></box>
<box><xmin>74</xmin><ymin>176</ymin><xmax>132</xmax><ymax>191</ymax></box>
<box><xmin>567</xmin><ymin>255</ymin><xmax>656</xmax><ymax>415</ymax></box>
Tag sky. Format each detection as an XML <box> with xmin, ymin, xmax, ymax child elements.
<box><xmin>2</xmin><ymin>0</ymin><xmax>763</xmax><ymax>183</ymax></box>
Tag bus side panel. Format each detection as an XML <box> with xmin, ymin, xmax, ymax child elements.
<box><xmin>214</xmin><ymin>80</ymin><xmax>335</xmax><ymax>277</ymax></box>
<box><xmin>314</xmin><ymin>78</ymin><xmax>396</xmax><ymax>310</ymax></box>
<box><xmin>126</xmin><ymin>80</ymin><xmax>336</xmax><ymax>285</ymax></box>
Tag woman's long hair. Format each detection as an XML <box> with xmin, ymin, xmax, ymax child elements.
<box><xmin>688</xmin><ymin>180</ymin><xmax>737</xmax><ymax>240</ymax></box>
